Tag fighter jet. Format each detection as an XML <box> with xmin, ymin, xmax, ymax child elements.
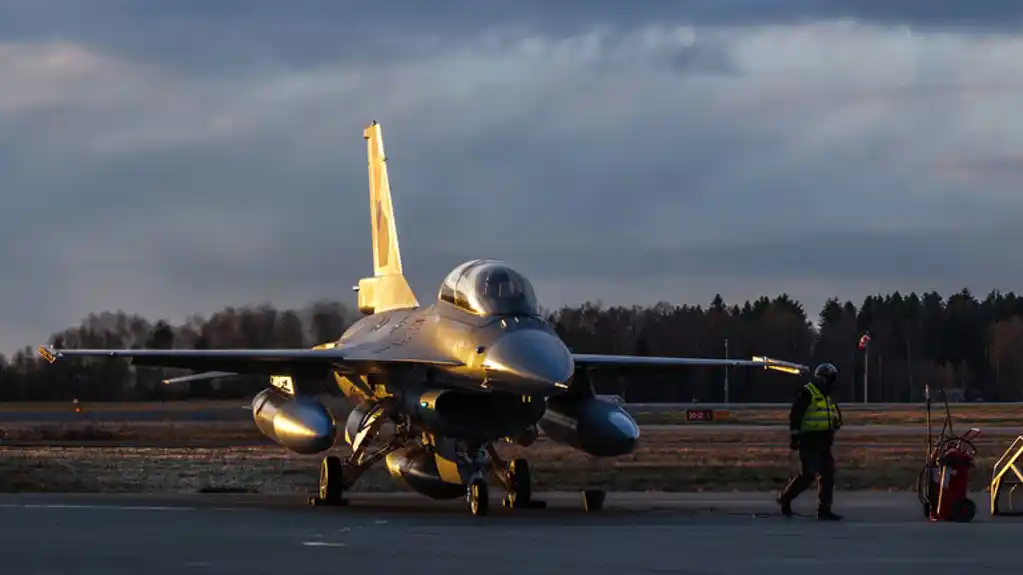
<box><xmin>37</xmin><ymin>121</ymin><xmax>809</xmax><ymax>516</ymax></box>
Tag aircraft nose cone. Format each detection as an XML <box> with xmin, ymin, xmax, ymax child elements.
<box><xmin>483</xmin><ymin>330</ymin><xmax>575</xmax><ymax>395</ymax></box>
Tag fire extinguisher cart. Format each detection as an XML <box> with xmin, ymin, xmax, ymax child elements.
<box><xmin>915</xmin><ymin>384</ymin><xmax>981</xmax><ymax>522</ymax></box>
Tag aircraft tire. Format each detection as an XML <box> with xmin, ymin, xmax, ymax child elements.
<box><xmin>507</xmin><ymin>458</ymin><xmax>532</xmax><ymax>508</ymax></box>
<box><xmin>468</xmin><ymin>477</ymin><xmax>489</xmax><ymax>516</ymax></box>
<box><xmin>317</xmin><ymin>455</ymin><xmax>345</xmax><ymax>505</ymax></box>
<box><xmin>582</xmin><ymin>489</ymin><xmax>605</xmax><ymax>512</ymax></box>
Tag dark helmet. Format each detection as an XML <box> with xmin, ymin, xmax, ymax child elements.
<box><xmin>814</xmin><ymin>363</ymin><xmax>838</xmax><ymax>384</ymax></box>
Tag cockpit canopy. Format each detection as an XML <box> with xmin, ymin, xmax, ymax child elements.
<box><xmin>438</xmin><ymin>259</ymin><xmax>540</xmax><ymax>317</ymax></box>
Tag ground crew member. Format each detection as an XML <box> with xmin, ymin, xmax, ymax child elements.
<box><xmin>777</xmin><ymin>362</ymin><xmax>843</xmax><ymax>520</ymax></box>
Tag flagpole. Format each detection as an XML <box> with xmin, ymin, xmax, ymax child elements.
<box><xmin>858</xmin><ymin>331</ymin><xmax>871</xmax><ymax>404</ymax></box>
<box><xmin>863</xmin><ymin>339</ymin><xmax>869</xmax><ymax>404</ymax></box>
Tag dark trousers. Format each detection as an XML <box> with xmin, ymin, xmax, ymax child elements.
<box><xmin>780</xmin><ymin>432</ymin><xmax>835</xmax><ymax>510</ymax></box>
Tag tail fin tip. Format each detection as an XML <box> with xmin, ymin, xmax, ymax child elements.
<box><xmin>363</xmin><ymin>120</ymin><xmax>379</xmax><ymax>140</ymax></box>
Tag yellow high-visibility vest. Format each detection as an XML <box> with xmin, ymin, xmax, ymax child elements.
<box><xmin>800</xmin><ymin>383</ymin><xmax>839</xmax><ymax>432</ymax></box>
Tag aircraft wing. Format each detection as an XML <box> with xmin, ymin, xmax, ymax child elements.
<box><xmin>37</xmin><ymin>345</ymin><xmax>463</xmax><ymax>378</ymax></box>
<box><xmin>572</xmin><ymin>354</ymin><xmax>808</xmax><ymax>375</ymax></box>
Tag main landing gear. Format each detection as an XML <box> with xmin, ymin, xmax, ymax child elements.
<box><xmin>308</xmin><ymin>409</ymin><xmax>410</xmax><ymax>508</ymax></box>
<box><xmin>309</xmin><ymin>454</ymin><xmax>346</xmax><ymax>507</ymax></box>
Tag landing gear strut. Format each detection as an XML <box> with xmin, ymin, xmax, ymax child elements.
<box><xmin>487</xmin><ymin>445</ymin><xmax>546</xmax><ymax>511</ymax></box>
<box><xmin>309</xmin><ymin>408</ymin><xmax>410</xmax><ymax>508</ymax></box>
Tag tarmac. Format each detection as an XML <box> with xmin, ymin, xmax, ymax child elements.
<box><xmin>3</xmin><ymin>491</ymin><xmax>1022</xmax><ymax>574</ymax></box>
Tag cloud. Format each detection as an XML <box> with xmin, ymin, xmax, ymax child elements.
<box><xmin>2</xmin><ymin>4</ymin><xmax>1023</xmax><ymax>354</ymax></box>
<box><xmin>2</xmin><ymin>2</ymin><xmax>1021</xmax><ymax>82</ymax></box>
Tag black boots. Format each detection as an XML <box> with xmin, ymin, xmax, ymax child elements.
<box><xmin>776</xmin><ymin>495</ymin><xmax>793</xmax><ymax>517</ymax></box>
<box><xmin>817</xmin><ymin>508</ymin><xmax>843</xmax><ymax>521</ymax></box>
<box><xmin>777</xmin><ymin>494</ymin><xmax>843</xmax><ymax>521</ymax></box>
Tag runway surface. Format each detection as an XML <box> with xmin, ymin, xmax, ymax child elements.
<box><xmin>3</xmin><ymin>491</ymin><xmax>1022</xmax><ymax>574</ymax></box>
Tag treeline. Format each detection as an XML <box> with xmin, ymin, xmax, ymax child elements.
<box><xmin>3</xmin><ymin>289</ymin><xmax>1023</xmax><ymax>402</ymax></box>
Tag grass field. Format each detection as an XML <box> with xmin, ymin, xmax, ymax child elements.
<box><xmin>3</xmin><ymin>400</ymin><xmax>1017</xmax><ymax>427</ymax></box>
<box><xmin>3</xmin><ymin>399</ymin><xmax>1014</xmax><ymax>415</ymax></box>
<box><xmin>0</xmin><ymin>400</ymin><xmax>245</xmax><ymax>412</ymax></box>
<box><xmin>1</xmin><ymin>420</ymin><xmax>1019</xmax><ymax>495</ymax></box>
<box><xmin>632</xmin><ymin>405</ymin><xmax>1022</xmax><ymax>426</ymax></box>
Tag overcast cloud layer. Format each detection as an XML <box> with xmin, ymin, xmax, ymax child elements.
<box><xmin>2</xmin><ymin>1</ymin><xmax>1023</xmax><ymax>354</ymax></box>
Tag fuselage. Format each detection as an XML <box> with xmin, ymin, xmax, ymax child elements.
<box><xmin>331</xmin><ymin>300</ymin><xmax>574</xmax><ymax>405</ymax></box>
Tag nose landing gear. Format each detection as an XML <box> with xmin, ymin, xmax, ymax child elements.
<box><xmin>487</xmin><ymin>445</ymin><xmax>546</xmax><ymax>512</ymax></box>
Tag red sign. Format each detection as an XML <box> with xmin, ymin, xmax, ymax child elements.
<box><xmin>686</xmin><ymin>408</ymin><xmax>714</xmax><ymax>422</ymax></box>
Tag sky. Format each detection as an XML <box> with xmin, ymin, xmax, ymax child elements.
<box><xmin>2</xmin><ymin>1</ymin><xmax>1023</xmax><ymax>355</ymax></box>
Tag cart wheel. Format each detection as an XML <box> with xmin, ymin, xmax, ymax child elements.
<box><xmin>955</xmin><ymin>498</ymin><xmax>976</xmax><ymax>523</ymax></box>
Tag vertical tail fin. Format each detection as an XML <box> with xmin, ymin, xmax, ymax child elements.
<box><xmin>366</xmin><ymin>121</ymin><xmax>403</xmax><ymax>277</ymax></box>
<box><xmin>356</xmin><ymin>121</ymin><xmax>418</xmax><ymax>314</ymax></box>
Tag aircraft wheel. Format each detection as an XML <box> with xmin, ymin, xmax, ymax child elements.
<box><xmin>468</xmin><ymin>477</ymin><xmax>489</xmax><ymax>516</ymax></box>
<box><xmin>505</xmin><ymin>458</ymin><xmax>532</xmax><ymax>509</ymax></box>
<box><xmin>316</xmin><ymin>455</ymin><xmax>345</xmax><ymax>506</ymax></box>
<box><xmin>582</xmin><ymin>489</ymin><xmax>605</xmax><ymax>512</ymax></box>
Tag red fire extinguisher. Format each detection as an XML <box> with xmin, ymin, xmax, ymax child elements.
<box><xmin>916</xmin><ymin>385</ymin><xmax>980</xmax><ymax>523</ymax></box>
<box><xmin>929</xmin><ymin>444</ymin><xmax>977</xmax><ymax>522</ymax></box>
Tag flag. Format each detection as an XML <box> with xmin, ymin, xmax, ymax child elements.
<box><xmin>857</xmin><ymin>332</ymin><xmax>871</xmax><ymax>350</ymax></box>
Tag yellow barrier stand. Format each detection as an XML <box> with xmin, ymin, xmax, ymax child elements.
<box><xmin>991</xmin><ymin>435</ymin><xmax>1023</xmax><ymax>516</ymax></box>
